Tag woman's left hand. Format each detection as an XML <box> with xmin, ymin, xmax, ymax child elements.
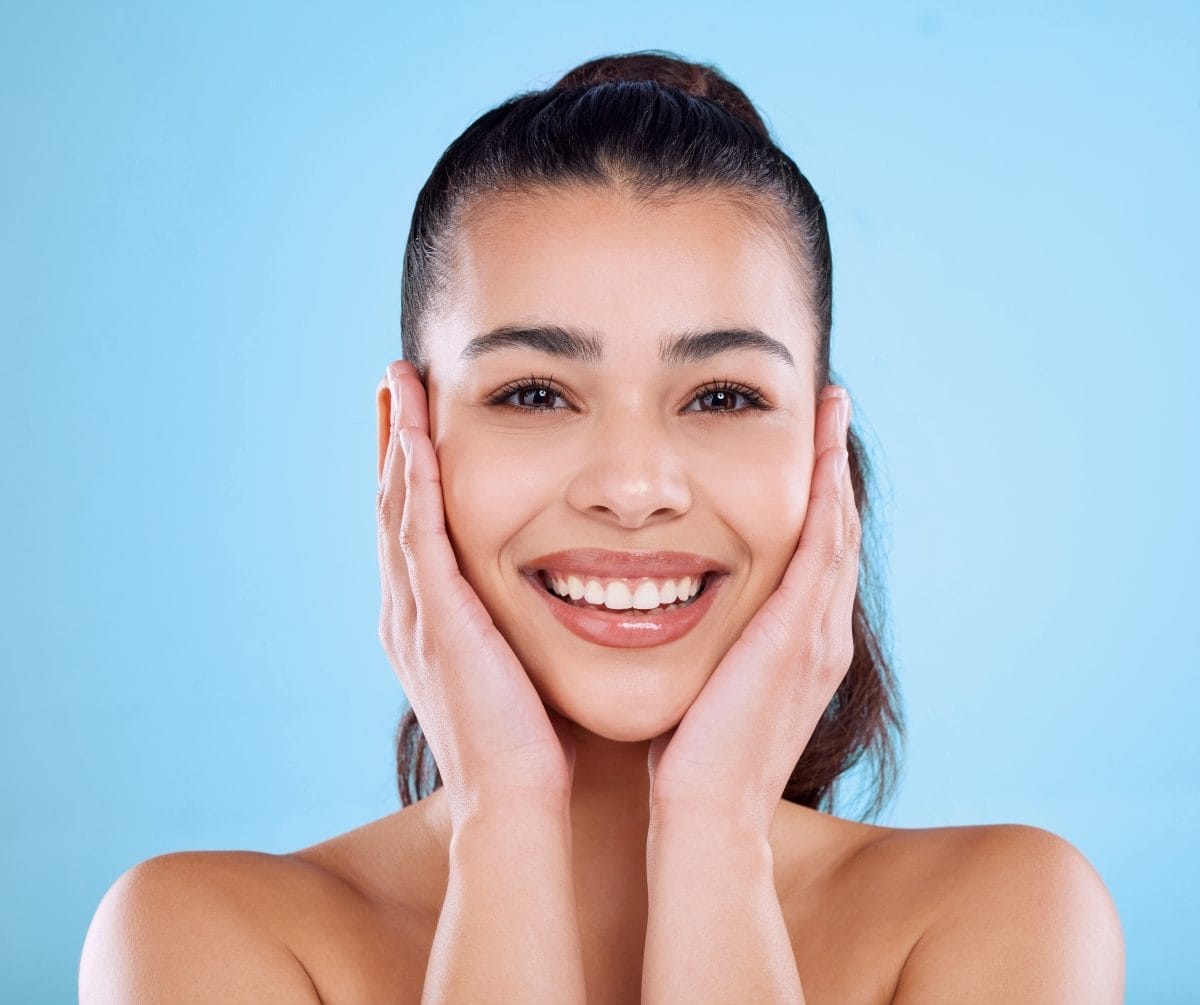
<box><xmin>646</xmin><ymin>385</ymin><xmax>861</xmax><ymax>837</ymax></box>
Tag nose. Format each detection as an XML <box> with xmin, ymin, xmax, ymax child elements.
<box><xmin>563</xmin><ymin>414</ymin><xmax>693</xmax><ymax>529</ymax></box>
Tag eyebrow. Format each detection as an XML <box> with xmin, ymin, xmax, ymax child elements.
<box><xmin>459</xmin><ymin>323</ymin><xmax>795</xmax><ymax>368</ymax></box>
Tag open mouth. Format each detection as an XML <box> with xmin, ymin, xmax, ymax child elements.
<box><xmin>535</xmin><ymin>569</ymin><xmax>714</xmax><ymax>615</ymax></box>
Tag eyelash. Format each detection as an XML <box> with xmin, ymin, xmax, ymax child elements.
<box><xmin>485</xmin><ymin>374</ymin><xmax>772</xmax><ymax>417</ymax></box>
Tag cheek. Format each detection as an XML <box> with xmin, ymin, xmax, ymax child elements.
<box><xmin>703</xmin><ymin>434</ymin><xmax>812</xmax><ymax>584</ymax></box>
<box><xmin>437</xmin><ymin>432</ymin><xmax>507</xmax><ymax>584</ymax></box>
<box><xmin>436</xmin><ymin>428</ymin><xmax>559</xmax><ymax>585</ymax></box>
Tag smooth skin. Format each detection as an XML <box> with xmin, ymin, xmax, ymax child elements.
<box><xmin>79</xmin><ymin>188</ymin><xmax>1125</xmax><ymax>1003</ymax></box>
<box><xmin>381</xmin><ymin>354</ymin><xmax>853</xmax><ymax>1001</ymax></box>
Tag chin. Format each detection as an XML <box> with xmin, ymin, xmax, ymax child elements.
<box><xmin>535</xmin><ymin>662</ymin><xmax>708</xmax><ymax>743</ymax></box>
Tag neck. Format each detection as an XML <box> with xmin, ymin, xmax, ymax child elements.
<box><xmin>420</xmin><ymin>719</ymin><xmax>657</xmax><ymax>866</ymax></box>
<box><xmin>565</xmin><ymin>721</ymin><xmax>654</xmax><ymax>871</ymax></box>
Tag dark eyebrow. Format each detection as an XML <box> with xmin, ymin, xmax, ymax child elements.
<box><xmin>460</xmin><ymin>323</ymin><xmax>794</xmax><ymax>368</ymax></box>
<box><xmin>660</xmin><ymin>327</ymin><xmax>794</xmax><ymax>368</ymax></box>
<box><xmin>460</xmin><ymin>324</ymin><xmax>604</xmax><ymax>364</ymax></box>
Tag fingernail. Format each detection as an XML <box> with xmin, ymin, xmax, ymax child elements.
<box><xmin>834</xmin><ymin>448</ymin><xmax>849</xmax><ymax>479</ymax></box>
<box><xmin>819</xmin><ymin>384</ymin><xmax>846</xmax><ymax>401</ymax></box>
<box><xmin>837</xmin><ymin>397</ymin><xmax>851</xmax><ymax>438</ymax></box>
<box><xmin>398</xmin><ymin>428</ymin><xmax>412</xmax><ymax>454</ymax></box>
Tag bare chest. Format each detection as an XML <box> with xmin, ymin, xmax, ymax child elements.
<box><xmin>282</xmin><ymin>862</ymin><xmax>923</xmax><ymax>1005</ymax></box>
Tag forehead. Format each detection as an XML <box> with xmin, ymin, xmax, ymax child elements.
<box><xmin>431</xmin><ymin>186</ymin><xmax>811</xmax><ymax>367</ymax></box>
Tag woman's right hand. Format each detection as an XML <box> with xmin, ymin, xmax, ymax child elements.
<box><xmin>376</xmin><ymin>359</ymin><xmax>575</xmax><ymax>828</ymax></box>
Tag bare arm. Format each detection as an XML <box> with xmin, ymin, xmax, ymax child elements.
<box><xmin>422</xmin><ymin>797</ymin><xmax>587</xmax><ymax>1004</ymax></box>
<box><xmin>642</xmin><ymin>807</ymin><xmax>804</xmax><ymax>1004</ymax></box>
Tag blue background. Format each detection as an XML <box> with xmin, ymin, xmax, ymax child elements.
<box><xmin>3</xmin><ymin>2</ymin><xmax>1196</xmax><ymax>1000</ymax></box>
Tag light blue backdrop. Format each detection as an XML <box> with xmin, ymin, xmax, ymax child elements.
<box><xmin>2</xmin><ymin>1</ymin><xmax>1196</xmax><ymax>1000</ymax></box>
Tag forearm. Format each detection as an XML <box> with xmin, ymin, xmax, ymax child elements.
<box><xmin>643</xmin><ymin>808</ymin><xmax>804</xmax><ymax>1004</ymax></box>
<box><xmin>422</xmin><ymin>798</ymin><xmax>586</xmax><ymax>1004</ymax></box>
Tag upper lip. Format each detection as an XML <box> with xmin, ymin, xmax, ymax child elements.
<box><xmin>521</xmin><ymin>548</ymin><xmax>729</xmax><ymax>579</ymax></box>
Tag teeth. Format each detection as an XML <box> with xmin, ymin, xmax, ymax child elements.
<box><xmin>604</xmin><ymin>581</ymin><xmax>633</xmax><ymax>610</ymax></box>
<box><xmin>631</xmin><ymin>581</ymin><xmax>660</xmax><ymax>610</ymax></box>
<box><xmin>541</xmin><ymin>571</ymin><xmax>709</xmax><ymax>611</ymax></box>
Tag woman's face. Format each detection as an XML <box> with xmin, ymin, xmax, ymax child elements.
<box><xmin>420</xmin><ymin>186</ymin><xmax>817</xmax><ymax>742</ymax></box>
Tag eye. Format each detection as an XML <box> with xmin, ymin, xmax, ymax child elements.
<box><xmin>484</xmin><ymin>376</ymin><xmax>772</xmax><ymax>416</ymax></box>
<box><xmin>486</xmin><ymin>377</ymin><xmax>571</xmax><ymax>412</ymax></box>
<box><xmin>684</xmin><ymin>380</ymin><xmax>771</xmax><ymax>416</ymax></box>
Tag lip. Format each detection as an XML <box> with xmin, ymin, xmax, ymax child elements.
<box><xmin>520</xmin><ymin>548</ymin><xmax>729</xmax><ymax>579</ymax></box>
<box><xmin>521</xmin><ymin>568</ymin><xmax>728</xmax><ymax>649</ymax></box>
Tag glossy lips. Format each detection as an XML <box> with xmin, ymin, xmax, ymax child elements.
<box><xmin>520</xmin><ymin>551</ymin><xmax>728</xmax><ymax>648</ymax></box>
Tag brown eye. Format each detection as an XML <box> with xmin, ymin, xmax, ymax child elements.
<box><xmin>487</xmin><ymin>379</ymin><xmax>571</xmax><ymax>412</ymax></box>
<box><xmin>686</xmin><ymin>380</ymin><xmax>770</xmax><ymax>415</ymax></box>
<box><xmin>512</xmin><ymin>386</ymin><xmax>560</xmax><ymax>409</ymax></box>
<box><xmin>699</xmin><ymin>389</ymin><xmax>740</xmax><ymax>411</ymax></box>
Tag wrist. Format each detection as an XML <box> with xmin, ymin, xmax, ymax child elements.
<box><xmin>448</xmin><ymin>791</ymin><xmax>572</xmax><ymax>849</ymax></box>
<box><xmin>448</xmin><ymin>786</ymin><xmax>571</xmax><ymax>833</ymax></box>
<box><xmin>647</xmin><ymin>801</ymin><xmax>774</xmax><ymax>865</ymax></box>
<box><xmin>649</xmin><ymin>796</ymin><xmax>772</xmax><ymax>845</ymax></box>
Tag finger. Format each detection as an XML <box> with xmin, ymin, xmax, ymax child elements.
<box><xmin>389</xmin><ymin>358</ymin><xmax>431</xmax><ymax>438</ymax></box>
<box><xmin>377</xmin><ymin>358</ymin><xmax>429</xmax><ymax>495</ymax></box>
<box><xmin>824</xmin><ymin>398</ymin><xmax>862</xmax><ymax>647</ymax></box>
<box><xmin>774</xmin><ymin>388</ymin><xmax>851</xmax><ymax>616</ymax></box>
<box><xmin>377</xmin><ymin>366</ymin><xmax>415</xmax><ymax>615</ymax></box>
<box><xmin>395</xmin><ymin>420</ymin><xmax>471</xmax><ymax>617</ymax></box>
<box><xmin>816</xmin><ymin>383</ymin><xmax>848</xmax><ymax>455</ymax></box>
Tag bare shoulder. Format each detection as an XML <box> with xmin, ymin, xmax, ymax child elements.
<box><xmin>779</xmin><ymin>809</ymin><xmax>1124</xmax><ymax>1004</ymax></box>
<box><xmin>79</xmin><ymin>850</ymin><xmax>323</xmax><ymax>1002</ymax></box>
<box><xmin>883</xmin><ymin>822</ymin><xmax>1126</xmax><ymax>1004</ymax></box>
<box><xmin>80</xmin><ymin>811</ymin><xmax>435</xmax><ymax>1004</ymax></box>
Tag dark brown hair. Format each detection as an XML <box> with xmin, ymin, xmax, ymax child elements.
<box><xmin>394</xmin><ymin>49</ymin><xmax>905</xmax><ymax>821</ymax></box>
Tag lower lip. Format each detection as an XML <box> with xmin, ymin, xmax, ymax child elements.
<box><xmin>522</xmin><ymin>572</ymin><xmax>727</xmax><ymax>649</ymax></box>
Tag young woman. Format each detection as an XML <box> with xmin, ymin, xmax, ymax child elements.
<box><xmin>80</xmin><ymin>51</ymin><xmax>1125</xmax><ymax>1003</ymax></box>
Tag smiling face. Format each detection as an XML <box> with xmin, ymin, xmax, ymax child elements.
<box><xmin>418</xmin><ymin>185</ymin><xmax>818</xmax><ymax>742</ymax></box>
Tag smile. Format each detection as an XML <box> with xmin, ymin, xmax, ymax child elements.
<box><xmin>521</xmin><ymin>568</ymin><xmax>727</xmax><ymax>649</ymax></box>
<box><xmin>538</xmin><ymin>570</ymin><xmax>711</xmax><ymax>613</ymax></box>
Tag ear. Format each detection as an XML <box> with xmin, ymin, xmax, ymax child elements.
<box><xmin>376</xmin><ymin>378</ymin><xmax>392</xmax><ymax>487</ymax></box>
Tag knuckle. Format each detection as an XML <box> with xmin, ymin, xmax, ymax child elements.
<box><xmin>377</xmin><ymin>617</ymin><xmax>396</xmax><ymax>656</ymax></box>
<box><xmin>846</xmin><ymin>512</ymin><xmax>863</xmax><ymax>551</ymax></box>
<box><xmin>822</xmin><ymin>537</ymin><xmax>848</xmax><ymax>570</ymax></box>
<box><xmin>395</xmin><ymin>523</ymin><xmax>424</xmax><ymax>559</ymax></box>
<box><xmin>376</xmin><ymin>485</ymin><xmax>401</xmax><ymax>528</ymax></box>
<box><xmin>824</xmin><ymin>635</ymin><xmax>854</xmax><ymax>673</ymax></box>
<box><xmin>800</xmin><ymin>629</ymin><xmax>825</xmax><ymax>667</ymax></box>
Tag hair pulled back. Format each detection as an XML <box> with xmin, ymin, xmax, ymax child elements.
<box><xmin>395</xmin><ymin>49</ymin><xmax>904</xmax><ymax>821</ymax></box>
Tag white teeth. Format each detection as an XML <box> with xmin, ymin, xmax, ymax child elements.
<box><xmin>631</xmin><ymin>581</ymin><xmax>661</xmax><ymax>610</ymax></box>
<box><xmin>543</xmin><ymin>571</ymin><xmax>710</xmax><ymax>611</ymax></box>
<box><xmin>603</xmin><ymin>581</ymin><xmax>633</xmax><ymax>610</ymax></box>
